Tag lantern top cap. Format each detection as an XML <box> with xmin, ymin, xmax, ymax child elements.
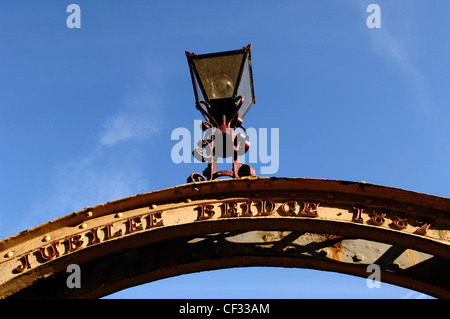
<box><xmin>185</xmin><ymin>43</ymin><xmax>252</xmax><ymax>59</ymax></box>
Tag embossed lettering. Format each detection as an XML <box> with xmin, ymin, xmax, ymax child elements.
<box><xmin>104</xmin><ymin>224</ymin><xmax>123</xmax><ymax>239</ymax></box>
<box><xmin>222</xmin><ymin>201</ymin><xmax>239</xmax><ymax>218</ymax></box>
<box><xmin>300</xmin><ymin>202</ymin><xmax>319</xmax><ymax>217</ymax></box>
<box><xmin>147</xmin><ymin>212</ymin><xmax>164</xmax><ymax>228</ymax></box>
<box><xmin>370</xmin><ymin>210</ymin><xmax>386</xmax><ymax>226</ymax></box>
<box><xmin>38</xmin><ymin>242</ymin><xmax>60</xmax><ymax>261</ymax></box>
<box><xmin>65</xmin><ymin>235</ymin><xmax>84</xmax><ymax>252</ymax></box>
<box><xmin>127</xmin><ymin>216</ymin><xmax>144</xmax><ymax>233</ymax></box>
<box><xmin>197</xmin><ymin>204</ymin><xmax>215</xmax><ymax>220</ymax></box>
<box><xmin>15</xmin><ymin>254</ymin><xmax>32</xmax><ymax>273</ymax></box>
<box><xmin>352</xmin><ymin>207</ymin><xmax>364</xmax><ymax>223</ymax></box>
<box><xmin>89</xmin><ymin>228</ymin><xmax>100</xmax><ymax>244</ymax></box>
<box><xmin>257</xmin><ymin>200</ymin><xmax>275</xmax><ymax>216</ymax></box>
<box><xmin>282</xmin><ymin>200</ymin><xmax>298</xmax><ymax>216</ymax></box>
<box><xmin>414</xmin><ymin>218</ymin><xmax>432</xmax><ymax>235</ymax></box>
<box><xmin>241</xmin><ymin>200</ymin><xmax>253</xmax><ymax>217</ymax></box>
<box><xmin>392</xmin><ymin>214</ymin><xmax>408</xmax><ymax>230</ymax></box>
<box><xmin>9</xmin><ymin>198</ymin><xmax>442</xmax><ymax>276</ymax></box>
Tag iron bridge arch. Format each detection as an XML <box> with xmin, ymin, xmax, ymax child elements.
<box><xmin>1</xmin><ymin>178</ymin><xmax>450</xmax><ymax>298</ymax></box>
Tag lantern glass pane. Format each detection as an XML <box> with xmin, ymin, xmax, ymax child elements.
<box><xmin>192</xmin><ymin>67</ymin><xmax>205</xmax><ymax>102</ymax></box>
<box><xmin>237</xmin><ymin>54</ymin><xmax>255</xmax><ymax>119</ymax></box>
<box><xmin>193</xmin><ymin>53</ymin><xmax>244</xmax><ymax>100</ymax></box>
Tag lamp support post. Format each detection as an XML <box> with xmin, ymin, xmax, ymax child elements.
<box><xmin>188</xmin><ymin>97</ymin><xmax>255</xmax><ymax>183</ymax></box>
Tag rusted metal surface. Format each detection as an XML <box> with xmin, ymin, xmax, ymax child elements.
<box><xmin>187</xmin><ymin>119</ymin><xmax>255</xmax><ymax>182</ymax></box>
<box><xmin>0</xmin><ymin>177</ymin><xmax>450</xmax><ymax>298</ymax></box>
<box><xmin>6</xmin><ymin>231</ymin><xmax>449</xmax><ymax>299</ymax></box>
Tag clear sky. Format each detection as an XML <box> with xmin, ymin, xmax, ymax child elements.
<box><xmin>1</xmin><ymin>0</ymin><xmax>449</xmax><ymax>299</ymax></box>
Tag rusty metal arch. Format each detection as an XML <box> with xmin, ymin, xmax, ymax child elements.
<box><xmin>1</xmin><ymin>177</ymin><xmax>450</xmax><ymax>298</ymax></box>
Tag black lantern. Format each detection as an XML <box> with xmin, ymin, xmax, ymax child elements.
<box><xmin>186</xmin><ymin>44</ymin><xmax>257</xmax><ymax>182</ymax></box>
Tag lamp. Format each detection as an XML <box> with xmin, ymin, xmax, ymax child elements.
<box><xmin>186</xmin><ymin>44</ymin><xmax>257</xmax><ymax>182</ymax></box>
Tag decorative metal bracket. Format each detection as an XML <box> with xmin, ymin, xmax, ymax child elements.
<box><xmin>187</xmin><ymin>97</ymin><xmax>256</xmax><ymax>183</ymax></box>
<box><xmin>187</xmin><ymin>120</ymin><xmax>256</xmax><ymax>183</ymax></box>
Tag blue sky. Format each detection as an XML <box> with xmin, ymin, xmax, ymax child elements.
<box><xmin>1</xmin><ymin>0</ymin><xmax>449</xmax><ymax>298</ymax></box>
